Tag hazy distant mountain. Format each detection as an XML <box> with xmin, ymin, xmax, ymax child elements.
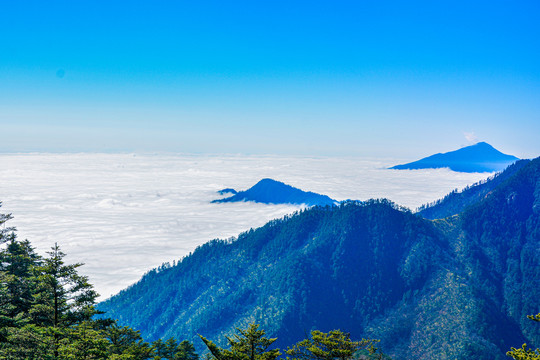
<box><xmin>212</xmin><ymin>178</ymin><xmax>337</xmax><ymax>206</ymax></box>
<box><xmin>217</xmin><ymin>188</ymin><xmax>237</xmax><ymax>195</ymax></box>
<box><xmin>100</xmin><ymin>157</ymin><xmax>540</xmax><ymax>360</ymax></box>
<box><xmin>390</xmin><ymin>142</ymin><xmax>519</xmax><ymax>172</ymax></box>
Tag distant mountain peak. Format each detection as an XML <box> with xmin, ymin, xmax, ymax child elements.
<box><xmin>212</xmin><ymin>178</ymin><xmax>337</xmax><ymax>207</ymax></box>
<box><xmin>390</xmin><ymin>142</ymin><xmax>519</xmax><ymax>173</ymax></box>
<box><xmin>254</xmin><ymin>178</ymin><xmax>283</xmax><ymax>186</ymax></box>
<box><xmin>217</xmin><ymin>188</ymin><xmax>237</xmax><ymax>195</ymax></box>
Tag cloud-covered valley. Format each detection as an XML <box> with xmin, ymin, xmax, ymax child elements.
<box><xmin>0</xmin><ymin>153</ymin><xmax>490</xmax><ymax>298</ymax></box>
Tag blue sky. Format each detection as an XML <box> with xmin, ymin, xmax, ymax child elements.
<box><xmin>1</xmin><ymin>1</ymin><xmax>539</xmax><ymax>158</ymax></box>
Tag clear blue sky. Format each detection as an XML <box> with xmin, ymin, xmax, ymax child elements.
<box><xmin>1</xmin><ymin>1</ymin><xmax>539</xmax><ymax>158</ymax></box>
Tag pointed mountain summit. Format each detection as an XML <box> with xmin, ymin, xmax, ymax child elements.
<box><xmin>212</xmin><ymin>178</ymin><xmax>337</xmax><ymax>206</ymax></box>
<box><xmin>390</xmin><ymin>142</ymin><xmax>519</xmax><ymax>172</ymax></box>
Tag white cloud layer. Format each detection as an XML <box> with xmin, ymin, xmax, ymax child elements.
<box><xmin>0</xmin><ymin>153</ymin><xmax>490</xmax><ymax>299</ymax></box>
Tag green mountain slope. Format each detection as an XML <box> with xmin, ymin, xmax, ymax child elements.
<box><xmin>418</xmin><ymin>159</ymin><xmax>530</xmax><ymax>219</ymax></box>
<box><xmin>99</xmin><ymin>158</ymin><xmax>540</xmax><ymax>360</ymax></box>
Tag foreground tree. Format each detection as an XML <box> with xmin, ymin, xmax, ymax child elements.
<box><xmin>58</xmin><ymin>321</ymin><xmax>110</xmax><ymax>360</ymax></box>
<box><xmin>0</xmin><ymin>205</ymin><xmax>198</xmax><ymax>360</ymax></box>
<box><xmin>286</xmin><ymin>330</ymin><xmax>386</xmax><ymax>360</ymax></box>
<box><xmin>0</xmin><ymin>237</ymin><xmax>41</xmax><ymax>343</ymax></box>
<box><xmin>105</xmin><ymin>324</ymin><xmax>152</xmax><ymax>359</ymax></box>
<box><xmin>0</xmin><ymin>202</ymin><xmax>14</xmax><ymax>242</ymax></box>
<box><xmin>30</xmin><ymin>243</ymin><xmax>99</xmax><ymax>358</ymax></box>
<box><xmin>0</xmin><ymin>238</ymin><xmax>40</xmax><ymax>319</ymax></box>
<box><xmin>507</xmin><ymin>314</ymin><xmax>540</xmax><ymax>360</ymax></box>
<box><xmin>199</xmin><ymin>323</ymin><xmax>280</xmax><ymax>360</ymax></box>
<box><xmin>152</xmin><ymin>337</ymin><xmax>198</xmax><ymax>360</ymax></box>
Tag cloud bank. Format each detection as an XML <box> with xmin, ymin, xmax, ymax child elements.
<box><xmin>0</xmin><ymin>153</ymin><xmax>489</xmax><ymax>298</ymax></box>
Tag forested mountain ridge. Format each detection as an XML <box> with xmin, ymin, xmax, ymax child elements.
<box><xmin>418</xmin><ymin>159</ymin><xmax>530</xmax><ymax>219</ymax></box>
<box><xmin>99</xmin><ymin>157</ymin><xmax>540</xmax><ymax>360</ymax></box>
<box><xmin>100</xmin><ymin>200</ymin><xmax>446</xmax><ymax>356</ymax></box>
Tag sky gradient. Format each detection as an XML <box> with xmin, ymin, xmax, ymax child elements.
<box><xmin>1</xmin><ymin>1</ymin><xmax>539</xmax><ymax>158</ymax></box>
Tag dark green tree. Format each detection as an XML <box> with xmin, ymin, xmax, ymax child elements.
<box><xmin>199</xmin><ymin>323</ymin><xmax>280</xmax><ymax>360</ymax></box>
<box><xmin>507</xmin><ymin>314</ymin><xmax>540</xmax><ymax>360</ymax></box>
<box><xmin>0</xmin><ymin>202</ymin><xmax>14</xmax><ymax>242</ymax></box>
<box><xmin>106</xmin><ymin>324</ymin><xmax>152</xmax><ymax>359</ymax></box>
<box><xmin>58</xmin><ymin>321</ymin><xmax>110</xmax><ymax>360</ymax></box>
<box><xmin>286</xmin><ymin>330</ymin><xmax>386</xmax><ymax>360</ymax></box>
<box><xmin>30</xmin><ymin>243</ymin><xmax>99</xmax><ymax>358</ymax></box>
<box><xmin>0</xmin><ymin>202</ymin><xmax>197</xmax><ymax>360</ymax></box>
<box><xmin>152</xmin><ymin>337</ymin><xmax>198</xmax><ymax>360</ymax></box>
<box><xmin>0</xmin><ymin>324</ymin><xmax>53</xmax><ymax>359</ymax></box>
<box><xmin>177</xmin><ymin>340</ymin><xmax>199</xmax><ymax>360</ymax></box>
<box><xmin>0</xmin><ymin>237</ymin><xmax>40</xmax><ymax>321</ymax></box>
<box><xmin>0</xmin><ymin>211</ymin><xmax>44</xmax><ymax>353</ymax></box>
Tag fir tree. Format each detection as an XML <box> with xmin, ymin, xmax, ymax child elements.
<box><xmin>507</xmin><ymin>314</ymin><xmax>540</xmax><ymax>360</ymax></box>
<box><xmin>199</xmin><ymin>323</ymin><xmax>280</xmax><ymax>360</ymax></box>
<box><xmin>30</xmin><ymin>243</ymin><xmax>99</xmax><ymax>358</ymax></box>
<box><xmin>286</xmin><ymin>330</ymin><xmax>385</xmax><ymax>360</ymax></box>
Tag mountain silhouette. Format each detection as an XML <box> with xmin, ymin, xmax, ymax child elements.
<box><xmin>212</xmin><ymin>178</ymin><xmax>337</xmax><ymax>207</ymax></box>
<box><xmin>390</xmin><ymin>142</ymin><xmax>519</xmax><ymax>172</ymax></box>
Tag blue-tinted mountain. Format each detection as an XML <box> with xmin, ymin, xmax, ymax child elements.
<box><xmin>212</xmin><ymin>178</ymin><xmax>337</xmax><ymax>206</ymax></box>
<box><xmin>99</xmin><ymin>157</ymin><xmax>540</xmax><ymax>360</ymax></box>
<box><xmin>217</xmin><ymin>188</ymin><xmax>237</xmax><ymax>195</ymax></box>
<box><xmin>418</xmin><ymin>159</ymin><xmax>530</xmax><ymax>219</ymax></box>
<box><xmin>390</xmin><ymin>142</ymin><xmax>519</xmax><ymax>172</ymax></box>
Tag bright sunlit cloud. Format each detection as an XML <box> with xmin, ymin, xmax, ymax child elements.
<box><xmin>463</xmin><ymin>131</ymin><xmax>479</xmax><ymax>144</ymax></box>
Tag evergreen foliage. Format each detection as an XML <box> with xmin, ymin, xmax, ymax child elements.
<box><xmin>0</xmin><ymin>203</ymin><xmax>199</xmax><ymax>360</ymax></box>
<box><xmin>200</xmin><ymin>323</ymin><xmax>280</xmax><ymax>360</ymax></box>
<box><xmin>417</xmin><ymin>159</ymin><xmax>530</xmax><ymax>219</ymax></box>
<box><xmin>507</xmin><ymin>314</ymin><xmax>540</xmax><ymax>360</ymax></box>
<box><xmin>286</xmin><ymin>329</ymin><xmax>386</xmax><ymax>360</ymax></box>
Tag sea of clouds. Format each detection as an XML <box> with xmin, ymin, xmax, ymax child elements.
<box><xmin>0</xmin><ymin>153</ymin><xmax>490</xmax><ymax>299</ymax></box>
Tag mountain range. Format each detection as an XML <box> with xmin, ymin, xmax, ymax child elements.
<box><xmin>99</xmin><ymin>157</ymin><xmax>540</xmax><ymax>360</ymax></box>
<box><xmin>212</xmin><ymin>178</ymin><xmax>337</xmax><ymax>207</ymax></box>
<box><xmin>390</xmin><ymin>142</ymin><xmax>519</xmax><ymax>172</ymax></box>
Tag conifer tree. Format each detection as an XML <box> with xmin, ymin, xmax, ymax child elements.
<box><xmin>58</xmin><ymin>320</ymin><xmax>109</xmax><ymax>360</ymax></box>
<box><xmin>199</xmin><ymin>323</ymin><xmax>280</xmax><ymax>360</ymax></box>
<box><xmin>0</xmin><ymin>202</ymin><xmax>14</xmax><ymax>242</ymax></box>
<box><xmin>507</xmin><ymin>314</ymin><xmax>540</xmax><ymax>360</ymax></box>
<box><xmin>286</xmin><ymin>330</ymin><xmax>385</xmax><ymax>360</ymax></box>
<box><xmin>106</xmin><ymin>324</ymin><xmax>152</xmax><ymax>359</ymax></box>
<box><xmin>0</xmin><ymin>237</ymin><xmax>40</xmax><ymax>320</ymax></box>
<box><xmin>0</xmin><ymin>204</ymin><xmax>202</xmax><ymax>360</ymax></box>
<box><xmin>30</xmin><ymin>243</ymin><xmax>99</xmax><ymax>358</ymax></box>
<box><xmin>152</xmin><ymin>337</ymin><xmax>199</xmax><ymax>360</ymax></box>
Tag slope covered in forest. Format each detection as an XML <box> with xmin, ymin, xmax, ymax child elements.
<box><xmin>418</xmin><ymin>159</ymin><xmax>530</xmax><ymax>219</ymax></box>
<box><xmin>100</xmin><ymin>157</ymin><xmax>540</xmax><ymax>360</ymax></box>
